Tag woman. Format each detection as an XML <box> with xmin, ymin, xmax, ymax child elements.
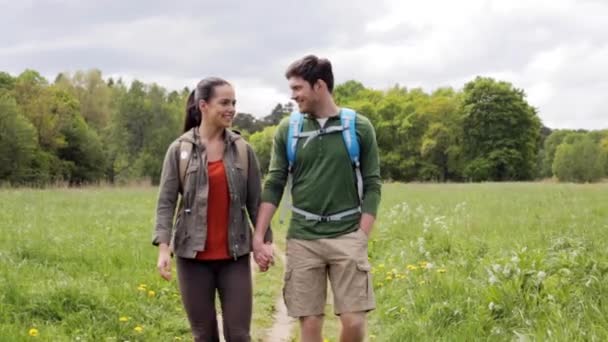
<box><xmin>152</xmin><ymin>77</ymin><xmax>273</xmax><ymax>341</ymax></box>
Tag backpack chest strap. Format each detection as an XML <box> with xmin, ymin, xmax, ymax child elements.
<box><xmin>295</xmin><ymin>125</ymin><xmax>346</xmax><ymax>148</ymax></box>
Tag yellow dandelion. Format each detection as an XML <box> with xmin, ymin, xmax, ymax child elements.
<box><xmin>174</xmin><ymin>337</ymin><xmax>183</xmax><ymax>341</ymax></box>
<box><xmin>323</xmin><ymin>339</ymin><xmax>330</xmax><ymax>342</ymax></box>
<box><xmin>419</xmin><ymin>280</ymin><xmax>426</xmax><ymax>285</ymax></box>
<box><xmin>139</xmin><ymin>283</ymin><xmax>147</xmax><ymax>288</ymax></box>
<box><xmin>407</xmin><ymin>264</ymin><xmax>418</xmax><ymax>271</ymax></box>
<box><xmin>397</xmin><ymin>274</ymin><xmax>406</xmax><ymax>279</ymax></box>
<box><xmin>134</xmin><ymin>326</ymin><xmax>144</xmax><ymax>333</ymax></box>
<box><xmin>148</xmin><ymin>290</ymin><xmax>156</xmax><ymax>297</ymax></box>
<box><xmin>378</xmin><ymin>263</ymin><xmax>385</xmax><ymax>269</ymax></box>
<box><xmin>370</xmin><ymin>267</ymin><xmax>376</xmax><ymax>275</ymax></box>
<box><xmin>376</xmin><ymin>282</ymin><xmax>384</xmax><ymax>288</ymax></box>
<box><xmin>437</xmin><ymin>268</ymin><xmax>447</xmax><ymax>274</ymax></box>
<box><xmin>119</xmin><ymin>316</ymin><xmax>129</xmax><ymax>322</ymax></box>
<box><xmin>400</xmin><ymin>307</ymin><xmax>406</xmax><ymax>313</ymax></box>
<box><xmin>137</xmin><ymin>286</ymin><xmax>146</xmax><ymax>292</ymax></box>
<box><xmin>370</xmin><ymin>334</ymin><xmax>377</xmax><ymax>339</ymax></box>
<box><xmin>391</xmin><ymin>268</ymin><xmax>398</xmax><ymax>274</ymax></box>
<box><xmin>28</xmin><ymin>328</ymin><xmax>39</xmax><ymax>337</ymax></box>
<box><xmin>385</xmin><ymin>275</ymin><xmax>393</xmax><ymax>281</ymax></box>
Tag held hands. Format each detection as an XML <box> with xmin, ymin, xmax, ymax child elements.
<box><xmin>253</xmin><ymin>235</ymin><xmax>274</xmax><ymax>272</ymax></box>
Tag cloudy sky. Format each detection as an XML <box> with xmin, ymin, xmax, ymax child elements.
<box><xmin>1</xmin><ymin>0</ymin><xmax>606</xmax><ymax>129</ymax></box>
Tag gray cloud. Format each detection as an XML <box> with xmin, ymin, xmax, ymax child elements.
<box><xmin>1</xmin><ymin>0</ymin><xmax>606</xmax><ymax>128</ymax></box>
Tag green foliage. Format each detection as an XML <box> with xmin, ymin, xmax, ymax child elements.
<box><xmin>553</xmin><ymin>136</ymin><xmax>606</xmax><ymax>182</ymax></box>
<box><xmin>57</xmin><ymin>115</ymin><xmax>106</xmax><ymax>184</ymax></box>
<box><xmin>249</xmin><ymin>126</ymin><xmax>277</xmax><ymax>174</ymax></box>
<box><xmin>461</xmin><ymin>77</ymin><xmax>541</xmax><ymax>181</ymax></box>
<box><xmin>366</xmin><ymin>183</ymin><xmax>608</xmax><ymax>341</ymax></box>
<box><xmin>1</xmin><ymin>69</ymin><xmax>606</xmax><ymax>185</ymax></box>
<box><xmin>0</xmin><ymin>188</ymin><xmax>285</xmax><ymax>340</ymax></box>
<box><xmin>0</xmin><ymin>93</ymin><xmax>37</xmax><ymax>185</ymax></box>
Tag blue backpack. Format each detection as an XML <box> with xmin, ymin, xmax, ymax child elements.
<box><xmin>283</xmin><ymin>108</ymin><xmax>363</xmax><ymax>222</ymax></box>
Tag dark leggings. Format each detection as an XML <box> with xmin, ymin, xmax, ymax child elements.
<box><xmin>176</xmin><ymin>255</ymin><xmax>252</xmax><ymax>342</ymax></box>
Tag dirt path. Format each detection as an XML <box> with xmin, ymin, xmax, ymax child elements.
<box><xmin>217</xmin><ymin>251</ymin><xmax>295</xmax><ymax>342</ymax></box>
<box><xmin>265</xmin><ymin>247</ymin><xmax>295</xmax><ymax>342</ymax></box>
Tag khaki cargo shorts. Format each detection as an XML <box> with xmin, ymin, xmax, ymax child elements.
<box><xmin>283</xmin><ymin>229</ymin><xmax>375</xmax><ymax>317</ymax></box>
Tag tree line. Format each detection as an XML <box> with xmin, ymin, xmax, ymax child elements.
<box><xmin>1</xmin><ymin>69</ymin><xmax>606</xmax><ymax>186</ymax></box>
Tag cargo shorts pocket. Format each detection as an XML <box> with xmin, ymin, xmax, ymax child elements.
<box><xmin>282</xmin><ymin>269</ymin><xmax>294</xmax><ymax>309</ymax></box>
<box><xmin>355</xmin><ymin>261</ymin><xmax>372</xmax><ymax>298</ymax></box>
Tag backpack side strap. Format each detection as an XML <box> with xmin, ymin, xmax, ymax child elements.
<box><xmin>178</xmin><ymin>141</ymin><xmax>193</xmax><ymax>193</ymax></box>
<box><xmin>234</xmin><ymin>138</ymin><xmax>249</xmax><ymax>177</ymax></box>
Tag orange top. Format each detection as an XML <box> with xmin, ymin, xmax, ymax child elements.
<box><xmin>196</xmin><ymin>160</ymin><xmax>230</xmax><ymax>260</ymax></box>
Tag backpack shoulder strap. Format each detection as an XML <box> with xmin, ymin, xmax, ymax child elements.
<box><xmin>178</xmin><ymin>140</ymin><xmax>193</xmax><ymax>192</ymax></box>
<box><xmin>234</xmin><ymin>138</ymin><xmax>249</xmax><ymax>177</ymax></box>
<box><xmin>340</xmin><ymin>108</ymin><xmax>363</xmax><ymax>201</ymax></box>
<box><xmin>340</xmin><ymin>108</ymin><xmax>360</xmax><ymax>164</ymax></box>
<box><xmin>286</xmin><ymin>111</ymin><xmax>304</xmax><ymax>170</ymax></box>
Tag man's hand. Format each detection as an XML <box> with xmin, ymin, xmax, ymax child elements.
<box><xmin>359</xmin><ymin>213</ymin><xmax>376</xmax><ymax>241</ymax></box>
<box><xmin>253</xmin><ymin>235</ymin><xmax>274</xmax><ymax>272</ymax></box>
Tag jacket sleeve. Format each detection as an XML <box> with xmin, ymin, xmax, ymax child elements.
<box><xmin>152</xmin><ymin>141</ymin><xmax>180</xmax><ymax>246</ymax></box>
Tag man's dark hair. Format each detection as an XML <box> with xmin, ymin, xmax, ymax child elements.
<box><xmin>285</xmin><ymin>55</ymin><xmax>334</xmax><ymax>93</ymax></box>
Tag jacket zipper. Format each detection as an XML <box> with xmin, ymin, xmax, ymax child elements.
<box><xmin>230</xmin><ymin>144</ymin><xmax>238</xmax><ymax>260</ymax></box>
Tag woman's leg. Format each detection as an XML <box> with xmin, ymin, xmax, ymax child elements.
<box><xmin>217</xmin><ymin>255</ymin><xmax>252</xmax><ymax>342</ymax></box>
<box><xmin>176</xmin><ymin>257</ymin><xmax>220</xmax><ymax>342</ymax></box>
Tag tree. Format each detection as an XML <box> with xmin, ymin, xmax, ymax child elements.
<box><xmin>461</xmin><ymin>77</ymin><xmax>541</xmax><ymax>181</ymax></box>
<box><xmin>0</xmin><ymin>72</ymin><xmax>15</xmax><ymax>91</ymax></box>
<box><xmin>553</xmin><ymin>136</ymin><xmax>606</xmax><ymax>182</ymax></box>
<box><xmin>334</xmin><ymin>80</ymin><xmax>366</xmax><ymax>104</ymax></box>
<box><xmin>0</xmin><ymin>93</ymin><xmax>38</xmax><ymax>184</ymax></box>
<box><xmin>136</xmin><ymin>83</ymin><xmax>182</xmax><ymax>184</ymax></box>
<box><xmin>249</xmin><ymin>126</ymin><xmax>277</xmax><ymax>174</ymax></box>
<box><xmin>233</xmin><ymin>112</ymin><xmax>264</xmax><ymax>134</ymax></box>
<box><xmin>262</xmin><ymin>103</ymin><xmax>289</xmax><ymax>126</ymax></box>
<box><xmin>600</xmin><ymin>134</ymin><xmax>608</xmax><ymax>176</ymax></box>
<box><xmin>57</xmin><ymin>115</ymin><xmax>106</xmax><ymax>184</ymax></box>
<box><xmin>55</xmin><ymin>69</ymin><xmax>112</xmax><ymax>132</ymax></box>
<box><xmin>419</xmin><ymin>88</ymin><xmax>464</xmax><ymax>181</ymax></box>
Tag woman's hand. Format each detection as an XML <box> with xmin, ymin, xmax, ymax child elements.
<box><xmin>253</xmin><ymin>235</ymin><xmax>274</xmax><ymax>272</ymax></box>
<box><xmin>157</xmin><ymin>244</ymin><xmax>172</xmax><ymax>281</ymax></box>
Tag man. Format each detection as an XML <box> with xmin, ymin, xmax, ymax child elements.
<box><xmin>253</xmin><ymin>55</ymin><xmax>381</xmax><ymax>342</ymax></box>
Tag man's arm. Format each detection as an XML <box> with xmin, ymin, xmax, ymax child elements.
<box><xmin>357</xmin><ymin>115</ymin><xmax>382</xmax><ymax>236</ymax></box>
<box><xmin>245</xmin><ymin>144</ymin><xmax>273</xmax><ymax>242</ymax></box>
<box><xmin>253</xmin><ymin>120</ymin><xmax>289</xmax><ymax>267</ymax></box>
<box><xmin>253</xmin><ymin>202</ymin><xmax>277</xmax><ymax>242</ymax></box>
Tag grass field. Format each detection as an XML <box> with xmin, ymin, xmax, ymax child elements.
<box><xmin>1</xmin><ymin>183</ymin><xmax>607</xmax><ymax>341</ymax></box>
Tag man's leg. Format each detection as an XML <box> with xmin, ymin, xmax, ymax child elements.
<box><xmin>339</xmin><ymin>312</ymin><xmax>367</xmax><ymax>342</ymax></box>
<box><xmin>284</xmin><ymin>238</ymin><xmax>327</xmax><ymax>342</ymax></box>
<box><xmin>325</xmin><ymin>229</ymin><xmax>375</xmax><ymax>342</ymax></box>
<box><xmin>300</xmin><ymin>315</ymin><xmax>324</xmax><ymax>342</ymax></box>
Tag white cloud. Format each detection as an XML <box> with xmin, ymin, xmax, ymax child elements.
<box><xmin>1</xmin><ymin>0</ymin><xmax>607</xmax><ymax>128</ymax></box>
